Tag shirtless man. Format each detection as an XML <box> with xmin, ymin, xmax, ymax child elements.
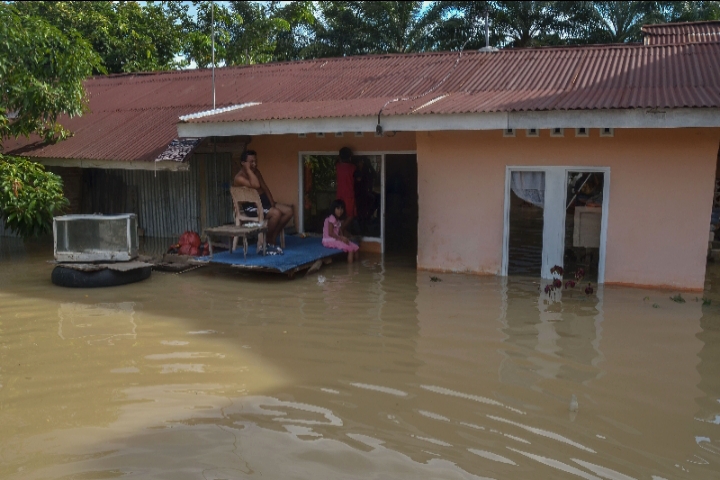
<box><xmin>233</xmin><ymin>150</ymin><xmax>293</xmax><ymax>254</ymax></box>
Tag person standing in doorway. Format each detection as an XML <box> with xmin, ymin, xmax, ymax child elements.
<box><xmin>336</xmin><ymin>147</ymin><xmax>356</xmax><ymax>235</ymax></box>
<box><xmin>233</xmin><ymin>150</ymin><xmax>293</xmax><ymax>254</ymax></box>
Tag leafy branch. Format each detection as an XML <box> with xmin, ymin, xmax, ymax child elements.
<box><xmin>0</xmin><ymin>154</ymin><xmax>68</xmax><ymax>237</ymax></box>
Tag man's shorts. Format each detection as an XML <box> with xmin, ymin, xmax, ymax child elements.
<box><xmin>242</xmin><ymin>193</ymin><xmax>272</xmax><ymax>218</ymax></box>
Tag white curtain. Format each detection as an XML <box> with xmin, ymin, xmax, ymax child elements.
<box><xmin>511</xmin><ymin>171</ymin><xmax>545</xmax><ymax>208</ymax></box>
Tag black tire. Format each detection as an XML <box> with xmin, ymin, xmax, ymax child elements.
<box><xmin>52</xmin><ymin>266</ymin><xmax>152</xmax><ymax>288</ymax></box>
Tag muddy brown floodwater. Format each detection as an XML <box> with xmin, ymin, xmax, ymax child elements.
<box><xmin>1</xmin><ymin>238</ymin><xmax>719</xmax><ymax>479</ymax></box>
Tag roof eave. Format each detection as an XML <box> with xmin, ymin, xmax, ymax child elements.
<box><xmin>177</xmin><ymin>108</ymin><xmax>720</xmax><ymax>138</ymax></box>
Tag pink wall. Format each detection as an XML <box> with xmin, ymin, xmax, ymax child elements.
<box><xmin>416</xmin><ymin>128</ymin><xmax>720</xmax><ymax>290</ymax></box>
<box><xmin>243</xmin><ymin>132</ymin><xmax>416</xmax><ymax>228</ymax></box>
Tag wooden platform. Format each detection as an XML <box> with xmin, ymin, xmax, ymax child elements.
<box><xmin>190</xmin><ymin>235</ymin><xmax>343</xmax><ymax>277</ymax></box>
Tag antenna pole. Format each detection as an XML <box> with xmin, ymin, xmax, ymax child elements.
<box><xmin>212</xmin><ymin>1</ymin><xmax>216</xmax><ymax>110</ymax></box>
<box><xmin>484</xmin><ymin>8</ymin><xmax>490</xmax><ymax>49</ymax></box>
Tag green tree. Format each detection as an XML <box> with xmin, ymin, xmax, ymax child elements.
<box><xmin>493</xmin><ymin>1</ymin><xmax>570</xmax><ymax>47</ymax></box>
<box><xmin>580</xmin><ymin>1</ymin><xmax>664</xmax><ymax>43</ymax></box>
<box><xmin>427</xmin><ymin>1</ymin><xmax>494</xmax><ymax>51</ymax></box>
<box><xmin>310</xmin><ymin>1</ymin><xmax>441</xmax><ymax>57</ymax></box>
<box><xmin>271</xmin><ymin>1</ymin><xmax>317</xmax><ymax>62</ymax></box>
<box><xmin>0</xmin><ymin>155</ymin><xmax>68</xmax><ymax>237</ymax></box>
<box><xmin>225</xmin><ymin>1</ymin><xmax>292</xmax><ymax>65</ymax></box>
<box><xmin>12</xmin><ymin>1</ymin><xmax>188</xmax><ymax>73</ymax></box>
<box><xmin>0</xmin><ymin>4</ymin><xmax>97</xmax><ymax>237</ymax></box>
<box><xmin>658</xmin><ymin>1</ymin><xmax>720</xmax><ymax>22</ymax></box>
<box><xmin>181</xmin><ymin>1</ymin><xmax>238</xmax><ymax>68</ymax></box>
<box><xmin>431</xmin><ymin>1</ymin><xmax>577</xmax><ymax>50</ymax></box>
<box><xmin>0</xmin><ymin>3</ymin><xmax>101</xmax><ymax>143</ymax></box>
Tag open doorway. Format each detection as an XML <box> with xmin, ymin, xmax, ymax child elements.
<box><xmin>299</xmin><ymin>152</ymin><xmax>417</xmax><ymax>256</ymax></box>
<box><xmin>301</xmin><ymin>152</ymin><xmax>383</xmax><ymax>245</ymax></box>
<box><xmin>385</xmin><ymin>154</ymin><xmax>418</xmax><ymax>255</ymax></box>
<box><xmin>301</xmin><ymin>154</ymin><xmax>380</xmax><ymax>237</ymax></box>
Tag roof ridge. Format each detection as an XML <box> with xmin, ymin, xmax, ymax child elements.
<box><xmin>89</xmin><ymin>42</ymin><xmax>703</xmax><ymax>83</ymax></box>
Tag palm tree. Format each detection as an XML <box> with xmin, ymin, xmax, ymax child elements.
<box><xmin>311</xmin><ymin>1</ymin><xmax>441</xmax><ymax>57</ymax></box>
<box><xmin>583</xmin><ymin>1</ymin><xmax>663</xmax><ymax>44</ymax></box>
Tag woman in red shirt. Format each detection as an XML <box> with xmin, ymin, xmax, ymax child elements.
<box><xmin>336</xmin><ymin>147</ymin><xmax>356</xmax><ymax>235</ymax></box>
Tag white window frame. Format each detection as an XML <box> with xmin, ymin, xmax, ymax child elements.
<box><xmin>502</xmin><ymin>165</ymin><xmax>611</xmax><ymax>283</ymax></box>
<box><xmin>298</xmin><ymin>150</ymin><xmax>417</xmax><ymax>253</ymax></box>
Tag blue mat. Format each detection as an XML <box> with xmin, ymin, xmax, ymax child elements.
<box><xmin>196</xmin><ymin>235</ymin><xmax>343</xmax><ymax>273</ymax></box>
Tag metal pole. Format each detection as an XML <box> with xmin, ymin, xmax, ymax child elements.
<box><xmin>212</xmin><ymin>1</ymin><xmax>216</xmax><ymax>110</ymax></box>
<box><xmin>484</xmin><ymin>9</ymin><xmax>490</xmax><ymax>49</ymax></box>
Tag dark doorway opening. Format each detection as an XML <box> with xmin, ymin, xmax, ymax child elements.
<box><xmin>385</xmin><ymin>154</ymin><xmax>418</xmax><ymax>255</ymax></box>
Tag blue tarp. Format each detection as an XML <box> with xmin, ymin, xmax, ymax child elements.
<box><xmin>195</xmin><ymin>235</ymin><xmax>343</xmax><ymax>273</ymax></box>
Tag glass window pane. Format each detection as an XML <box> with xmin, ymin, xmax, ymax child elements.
<box><xmin>565</xmin><ymin>172</ymin><xmax>604</xmax><ymax>281</ymax></box>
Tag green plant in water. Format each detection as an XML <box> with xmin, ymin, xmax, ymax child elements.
<box><xmin>430</xmin><ymin>276</ymin><xmax>441</xmax><ymax>282</ymax></box>
<box><xmin>670</xmin><ymin>294</ymin><xmax>686</xmax><ymax>303</ymax></box>
<box><xmin>0</xmin><ymin>155</ymin><xmax>68</xmax><ymax>237</ymax></box>
<box><xmin>703</xmin><ymin>297</ymin><xmax>712</xmax><ymax>306</ymax></box>
<box><xmin>652</xmin><ymin>303</ymin><xmax>659</xmax><ymax>308</ymax></box>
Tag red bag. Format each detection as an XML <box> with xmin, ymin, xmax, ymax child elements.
<box><xmin>179</xmin><ymin>244</ymin><xmax>193</xmax><ymax>256</ymax></box>
<box><xmin>179</xmin><ymin>231</ymin><xmax>201</xmax><ymax>248</ymax></box>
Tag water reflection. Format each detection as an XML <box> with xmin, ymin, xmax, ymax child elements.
<box><xmin>57</xmin><ymin>302</ymin><xmax>137</xmax><ymax>344</ymax></box>
<box><xmin>0</xmin><ymin>244</ymin><xmax>719</xmax><ymax>478</ymax></box>
<box><xmin>499</xmin><ymin>278</ymin><xmax>604</xmax><ymax>388</ymax></box>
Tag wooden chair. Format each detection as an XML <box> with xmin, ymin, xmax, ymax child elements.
<box><xmin>230</xmin><ymin>186</ymin><xmax>285</xmax><ymax>252</ymax></box>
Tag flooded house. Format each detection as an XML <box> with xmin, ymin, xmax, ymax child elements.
<box><xmin>4</xmin><ymin>21</ymin><xmax>720</xmax><ymax>290</ymax></box>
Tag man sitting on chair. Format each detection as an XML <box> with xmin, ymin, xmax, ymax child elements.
<box><xmin>233</xmin><ymin>150</ymin><xmax>293</xmax><ymax>254</ymax></box>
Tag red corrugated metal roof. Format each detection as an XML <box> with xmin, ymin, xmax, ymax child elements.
<box><xmin>642</xmin><ymin>20</ymin><xmax>720</xmax><ymax>45</ymax></box>
<box><xmin>5</xmin><ymin>41</ymin><xmax>720</xmax><ymax>162</ymax></box>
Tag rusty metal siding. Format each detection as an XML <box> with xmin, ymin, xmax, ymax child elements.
<box><xmin>80</xmin><ymin>154</ymin><xmax>233</xmax><ymax>238</ymax></box>
<box><xmin>83</xmin><ymin>165</ymin><xmax>200</xmax><ymax>238</ymax></box>
<box><xmin>194</xmin><ymin>152</ymin><xmax>234</xmax><ymax>229</ymax></box>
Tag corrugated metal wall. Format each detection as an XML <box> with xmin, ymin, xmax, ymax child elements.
<box><xmin>82</xmin><ymin>153</ymin><xmax>234</xmax><ymax>238</ymax></box>
<box><xmin>196</xmin><ymin>153</ymin><xmax>235</xmax><ymax>230</ymax></box>
<box><xmin>0</xmin><ymin>154</ymin><xmax>234</xmax><ymax>239</ymax></box>
<box><xmin>0</xmin><ymin>219</ymin><xmax>19</xmax><ymax>237</ymax></box>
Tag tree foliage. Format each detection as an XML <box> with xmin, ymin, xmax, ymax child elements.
<box><xmin>0</xmin><ymin>3</ymin><xmax>101</xmax><ymax>143</ymax></box>
<box><xmin>0</xmin><ymin>155</ymin><xmax>69</xmax><ymax>237</ymax></box>
<box><xmin>12</xmin><ymin>1</ymin><xmax>188</xmax><ymax>73</ymax></box>
<box><xmin>309</xmin><ymin>1</ymin><xmax>441</xmax><ymax>57</ymax></box>
<box><xmin>9</xmin><ymin>1</ymin><xmax>720</xmax><ymax>69</ymax></box>
<box><xmin>0</xmin><ymin>4</ymin><xmax>95</xmax><ymax>237</ymax></box>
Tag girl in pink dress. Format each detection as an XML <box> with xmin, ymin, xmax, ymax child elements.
<box><xmin>322</xmin><ymin>199</ymin><xmax>359</xmax><ymax>263</ymax></box>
